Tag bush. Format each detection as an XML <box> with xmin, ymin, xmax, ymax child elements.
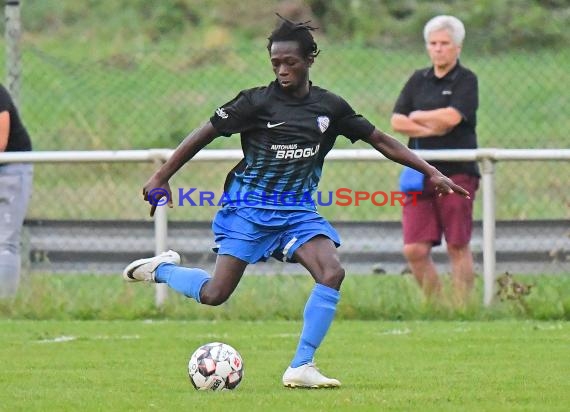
<box><xmin>19</xmin><ymin>0</ymin><xmax>568</xmax><ymax>51</ymax></box>
<box><xmin>306</xmin><ymin>0</ymin><xmax>569</xmax><ymax>50</ymax></box>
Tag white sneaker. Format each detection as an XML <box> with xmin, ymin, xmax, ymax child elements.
<box><xmin>122</xmin><ymin>250</ymin><xmax>181</xmax><ymax>282</ymax></box>
<box><xmin>282</xmin><ymin>363</ymin><xmax>341</xmax><ymax>388</ymax></box>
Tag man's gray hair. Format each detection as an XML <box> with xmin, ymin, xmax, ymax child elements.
<box><xmin>423</xmin><ymin>15</ymin><xmax>465</xmax><ymax>46</ymax></box>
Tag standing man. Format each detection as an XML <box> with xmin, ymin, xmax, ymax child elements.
<box><xmin>123</xmin><ymin>16</ymin><xmax>469</xmax><ymax>388</ymax></box>
<box><xmin>0</xmin><ymin>84</ymin><xmax>33</xmax><ymax>298</ymax></box>
<box><xmin>391</xmin><ymin>15</ymin><xmax>480</xmax><ymax>303</ymax></box>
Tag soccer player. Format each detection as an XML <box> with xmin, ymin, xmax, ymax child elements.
<box><xmin>123</xmin><ymin>15</ymin><xmax>468</xmax><ymax>388</ymax></box>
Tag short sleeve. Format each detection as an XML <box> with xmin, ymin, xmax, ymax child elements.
<box><xmin>332</xmin><ymin>96</ymin><xmax>375</xmax><ymax>143</ymax></box>
<box><xmin>0</xmin><ymin>85</ymin><xmax>13</xmax><ymax>112</ymax></box>
<box><xmin>209</xmin><ymin>90</ymin><xmax>257</xmax><ymax>137</ymax></box>
<box><xmin>449</xmin><ymin>71</ymin><xmax>478</xmax><ymax>123</ymax></box>
<box><xmin>392</xmin><ymin>71</ymin><xmax>419</xmax><ymax>115</ymax></box>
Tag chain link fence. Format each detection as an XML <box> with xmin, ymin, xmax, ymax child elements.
<box><xmin>13</xmin><ymin>45</ymin><xmax>570</xmax><ymax>220</ymax></box>
<box><xmin>1</xmin><ymin>5</ymin><xmax>569</xmax><ymax>276</ymax></box>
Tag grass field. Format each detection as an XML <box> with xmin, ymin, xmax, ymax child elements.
<box><xmin>2</xmin><ymin>8</ymin><xmax>567</xmax><ymax>409</ymax></box>
<box><xmin>1</xmin><ymin>274</ymin><xmax>569</xmax><ymax>410</ymax></box>
<box><xmin>1</xmin><ymin>319</ymin><xmax>568</xmax><ymax>411</ymax></box>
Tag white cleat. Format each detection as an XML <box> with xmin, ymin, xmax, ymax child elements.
<box><xmin>282</xmin><ymin>363</ymin><xmax>341</xmax><ymax>389</ymax></box>
<box><xmin>122</xmin><ymin>250</ymin><xmax>181</xmax><ymax>282</ymax></box>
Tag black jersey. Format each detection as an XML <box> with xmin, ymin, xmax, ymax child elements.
<box><xmin>210</xmin><ymin>80</ymin><xmax>375</xmax><ymax>211</ymax></box>
<box><xmin>0</xmin><ymin>85</ymin><xmax>31</xmax><ymax>152</ymax></box>
<box><xmin>393</xmin><ymin>63</ymin><xmax>479</xmax><ymax>177</ymax></box>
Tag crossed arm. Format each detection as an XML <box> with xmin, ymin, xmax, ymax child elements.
<box><xmin>391</xmin><ymin>107</ymin><xmax>462</xmax><ymax>137</ymax></box>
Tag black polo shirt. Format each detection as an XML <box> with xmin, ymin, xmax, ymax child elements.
<box><xmin>0</xmin><ymin>84</ymin><xmax>32</xmax><ymax>152</ymax></box>
<box><xmin>393</xmin><ymin>62</ymin><xmax>479</xmax><ymax>177</ymax></box>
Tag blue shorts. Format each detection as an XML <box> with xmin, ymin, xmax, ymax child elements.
<box><xmin>212</xmin><ymin>207</ymin><xmax>341</xmax><ymax>264</ymax></box>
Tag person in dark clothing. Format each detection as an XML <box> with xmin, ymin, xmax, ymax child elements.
<box><xmin>391</xmin><ymin>15</ymin><xmax>480</xmax><ymax>303</ymax></box>
<box><xmin>0</xmin><ymin>84</ymin><xmax>33</xmax><ymax>298</ymax></box>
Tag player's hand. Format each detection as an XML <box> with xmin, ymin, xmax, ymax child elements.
<box><xmin>429</xmin><ymin>174</ymin><xmax>470</xmax><ymax>199</ymax></box>
<box><xmin>142</xmin><ymin>177</ymin><xmax>173</xmax><ymax>217</ymax></box>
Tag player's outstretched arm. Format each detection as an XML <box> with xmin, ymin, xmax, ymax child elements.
<box><xmin>362</xmin><ymin>128</ymin><xmax>470</xmax><ymax>198</ymax></box>
<box><xmin>143</xmin><ymin>121</ymin><xmax>220</xmax><ymax>216</ymax></box>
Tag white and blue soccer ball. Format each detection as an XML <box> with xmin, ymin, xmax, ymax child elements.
<box><xmin>188</xmin><ymin>342</ymin><xmax>244</xmax><ymax>391</ymax></box>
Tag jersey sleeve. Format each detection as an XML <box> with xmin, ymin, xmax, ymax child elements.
<box><xmin>392</xmin><ymin>71</ymin><xmax>418</xmax><ymax>115</ymax></box>
<box><xmin>332</xmin><ymin>96</ymin><xmax>375</xmax><ymax>143</ymax></box>
<box><xmin>209</xmin><ymin>90</ymin><xmax>258</xmax><ymax>137</ymax></box>
<box><xmin>449</xmin><ymin>71</ymin><xmax>478</xmax><ymax>123</ymax></box>
<box><xmin>0</xmin><ymin>85</ymin><xmax>13</xmax><ymax>112</ymax></box>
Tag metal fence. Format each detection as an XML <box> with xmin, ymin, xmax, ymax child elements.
<box><xmin>5</xmin><ymin>44</ymin><xmax>568</xmax><ymax>221</ymax></box>
<box><xmin>13</xmin><ymin>43</ymin><xmax>570</xmax><ymax>152</ymax></box>
<box><xmin>2</xmin><ymin>148</ymin><xmax>569</xmax><ymax>307</ymax></box>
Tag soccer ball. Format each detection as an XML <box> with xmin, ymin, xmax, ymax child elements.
<box><xmin>188</xmin><ymin>342</ymin><xmax>244</xmax><ymax>391</ymax></box>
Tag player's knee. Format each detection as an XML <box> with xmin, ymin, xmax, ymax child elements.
<box><xmin>321</xmin><ymin>266</ymin><xmax>345</xmax><ymax>289</ymax></box>
<box><xmin>403</xmin><ymin>243</ymin><xmax>430</xmax><ymax>261</ymax></box>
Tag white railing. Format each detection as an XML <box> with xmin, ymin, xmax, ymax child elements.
<box><xmin>2</xmin><ymin>148</ymin><xmax>569</xmax><ymax>306</ymax></box>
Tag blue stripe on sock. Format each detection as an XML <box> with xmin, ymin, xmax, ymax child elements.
<box><xmin>291</xmin><ymin>283</ymin><xmax>340</xmax><ymax>368</ymax></box>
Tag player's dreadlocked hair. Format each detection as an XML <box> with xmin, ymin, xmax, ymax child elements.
<box><xmin>267</xmin><ymin>14</ymin><xmax>320</xmax><ymax>59</ymax></box>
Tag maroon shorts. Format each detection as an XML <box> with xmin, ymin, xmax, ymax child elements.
<box><xmin>402</xmin><ymin>174</ymin><xmax>479</xmax><ymax>247</ymax></box>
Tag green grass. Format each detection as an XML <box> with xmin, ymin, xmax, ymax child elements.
<box><xmin>1</xmin><ymin>319</ymin><xmax>568</xmax><ymax>411</ymax></box>
<box><xmin>1</xmin><ymin>274</ymin><xmax>568</xmax><ymax>410</ymax></box>
<box><xmin>2</xmin><ymin>273</ymin><xmax>569</xmax><ymax>321</ymax></box>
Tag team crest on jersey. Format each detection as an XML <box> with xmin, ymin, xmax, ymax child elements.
<box><xmin>317</xmin><ymin>116</ymin><xmax>330</xmax><ymax>133</ymax></box>
<box><xmin>215</xmin><ymin>107</ymin><xmax>228</xmax><ymax>119</ymax></box>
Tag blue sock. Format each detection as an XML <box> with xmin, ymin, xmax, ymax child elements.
<box><xmin>291</xmin><ymin>283</ymin><xmax>340</xmax><ymax>368</ymax></box>
<box><xmin>155</xmin><ymin>263</ymin><xmax>210</xmax><ymax>303</ymax></box>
